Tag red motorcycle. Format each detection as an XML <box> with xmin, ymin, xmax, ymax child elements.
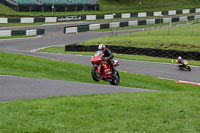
<box><xmin>90</xmin><ymin>51</ymin><xmax>120</xmax><ymax>85</ymax></box>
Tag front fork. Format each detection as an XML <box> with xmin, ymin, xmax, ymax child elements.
<box><xmin>96</xmin><ymin>64</ymin><xmax>101</xmax><ymax>73</ymax></box>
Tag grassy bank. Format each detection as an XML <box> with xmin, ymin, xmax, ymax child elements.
<box><xmin>38</xmin><ymin>46</ymin><xmax>200</xmax><ymax>66</ymax></box>
<box><xmin>81</xmin><ymin>23</ymin><xmax>200</xmax><ymax>51</ymax></box>
<box><xmin>1</xmin><ymin>91</ymin><xmax>200</xmax><ymax>133</ymax></box>
<box><xmin>0</xmin><ymin>52</ymin><xmax>200</xmax><ymax>132</ymax></box>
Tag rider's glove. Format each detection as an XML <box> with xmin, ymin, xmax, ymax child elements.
<box><xmin>104</xmin><ymin>57</ymin><xmax>109</xmax><ymax>60</ymax></box>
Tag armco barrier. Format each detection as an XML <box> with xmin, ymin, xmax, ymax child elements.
<box><xmin>11</xmin><ymin>30</ymin><xmax>26</xmax><ymax>36</ymax></box>
<box><xmin>1</xmin><ymin>7</ymin><xmax>200</xmax><ymax>24</ymax></box>
<box><xmin>34</xmin><ymin>17</ymin><xmax>45</xmax><ymax>23</ymax></box>
<box><xmin>64</xmin><ymin>15</ymin><xmax>200</xmax><ymax>33</ymax></box>
<box><xmin>77</xmin><ymin>25</ymin><xmax>89</xmax><ymax>32</ymax></box>
<box><xmin>0</xmin><ymin>29</ymin><xmax>45</xmax><ymax>37</ymax></box>
<box><xmin>36</xmin><ymin>29</ymin><xmax>45</xmax><ymax>35</ymax></box>
<box><xmin>8</xmin><ymin>18</ymin><xmax>20</xmax><ymax>23</ymax></box>
<box><xmin>65</xmin><ymin>44</ymin><xmax>200</xmax><ymax>61</ymax></box>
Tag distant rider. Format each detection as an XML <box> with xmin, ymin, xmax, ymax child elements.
<box><xmin>98</xmin><ymin>44</ymin><xmax>115</xmax><ymax>74</ymax></box>
<box><xmin>177</xmin><ymin>56</ymin><xmax>184</xmax><ymax>65</ymax></box>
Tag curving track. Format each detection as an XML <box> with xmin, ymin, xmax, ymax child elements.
<box><xmin>0</xmin><ymin>21</ymin><xmax>200</xmax><ymax>101</ymax></box>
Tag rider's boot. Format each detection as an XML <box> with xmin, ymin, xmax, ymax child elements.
<box><xmin>111</xmin><ymin>66</ymin><xmax>116</xmax><ymax>76</ymax></box>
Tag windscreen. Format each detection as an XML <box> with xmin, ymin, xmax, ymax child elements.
<box><xmin>94</xmin><ymin>51</ymin><xmax>103</xmax><ymax>56</ymax></box>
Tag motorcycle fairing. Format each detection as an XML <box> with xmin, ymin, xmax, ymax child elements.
<box><xmin>101</xmin><ymin>62</ymin><xmax>112</xmax><ymax>79</ymax></box>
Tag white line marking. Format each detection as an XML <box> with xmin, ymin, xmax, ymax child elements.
<box><xmin>30</xmin><ymin>44</ymin><xmax>63</xmax><ymax>52</ymax></box>
<box><xmin>177</xmin><ymin>80</ymin><xmax>200</xmax><ymax>86</ymax></box>
<box><xmin>178</xmin><ymin>80</ymin><xmax>200</xmax><ymax>84</ymax></box>
<box><xmin>0</xmin><ymin>35</ymin><xmax>41</xmax><ymax>41</ymax></box>
<box><xmin>0</xmin><ymin>75</ymin><xmax>10</xmax><ymax>77</ymax></box>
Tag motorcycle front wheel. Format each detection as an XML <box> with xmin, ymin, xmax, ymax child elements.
<box><xmin>91</xmin><ymin>65</ymin><xmax>102</xmax><ymax>82</ymax></box>
<box><xmin>110</xmin><ymin>71</ymin><xmax>120</xmax><ymax>86</ymax></box>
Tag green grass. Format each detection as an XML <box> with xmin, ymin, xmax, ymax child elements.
<box><xmin>100</xmin><ymin>0</ymin><xmax>200</xmax><ymax>12</ymax></box>
<box><xmin>38</xmin><ymin>46</ymin><xmax>200</xmax><ymax>66</ymax></box>
<box><xmin>1</xmin><ymin>91</ymin><xmax>200</xmax><ymax>133</ymax></box>
<box><xmin>0</xmin><ymin>51</ymin><xmax>200</xmax><ymax>132</ymax></box>
<box><xmin>0</xmin><ymin>22</ymin><xmax>46</xmax><ymax>27</ymax></box>
<box><xmin>1</xmin><ymin>0</ymin><xmax>200</xmax><ymax>17</ymax></box>
<box><xmin>81</xmin><ymin>23</ymin><xmax>200</xmax><ymax>51</ymax></box>
<box><xmin>0</xmin><ymin>35</ymin><xmax>36</xmax><ymax>39</ymax></box>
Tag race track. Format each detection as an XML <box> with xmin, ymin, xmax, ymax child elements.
<box><xmin>0</xmin><ymin>21</ymin><xmax>199</xmax><ymax>101</ymax></box>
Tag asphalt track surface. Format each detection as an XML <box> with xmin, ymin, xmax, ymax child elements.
<box><xmin>0</xmin><ymin>19</ymin><xmax>200</xmax><ymax>101</ymax></box>
<box><xmin>0</xmin><ymin>75</ymin><xmax>153</xmax><ymax>102</ymax></box>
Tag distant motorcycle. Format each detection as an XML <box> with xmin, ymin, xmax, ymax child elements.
<box><xmin>177</xmin><ymin>59</ymin><xmax>191</xmax><ymax>71</ymax></box>
<box><xmin>90</xmin><ymin>51</ymin><xmax>120</xmax><ymax>85</ymax></box>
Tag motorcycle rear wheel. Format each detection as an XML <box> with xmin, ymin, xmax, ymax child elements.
<box><xmin>91</xmin><ymin>65</ymin><xmax>102</xmax><ymax>82</ymax></box>
<box><xmin>187</xmin><ymin>66</ymin><xmax>191</xmax><ymax>71</ymax></box>
<box><xmin>110</xmin><ymin>71</ymin><xmax>120</xmax><ymax>86</ymax></box>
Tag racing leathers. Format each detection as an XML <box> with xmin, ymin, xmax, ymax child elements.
<box><xmin>102</xmin><ymin>48</ymin><xmax>115</xmax><ymax>74</ymax></box>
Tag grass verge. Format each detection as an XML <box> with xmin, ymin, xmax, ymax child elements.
<box><xmin>0</xmin><ymin>35</ymin><xmax>36</xmax><ymax>39</ymax></box>
<box><xmin>0</xmin><ymin>91</ymin><xmax>200</xmax><ymax>133</ymax></box>
<box><xmin>0</xmin><ymin>51</ymin><xmax>200</xmax><ymax>132</ymax></box>
<box><xmin>38</xmin><ymin>46</ymin><xmax>200</xmax><ymax>66</ymax></box>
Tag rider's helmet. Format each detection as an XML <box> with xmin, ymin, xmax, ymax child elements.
<box><xmin>98</xmin><ymin>43</ymin><xmax>106</xmax><ymax>52</ymax></box>
<box><xmin>178</xmin><ymin>56</ymin><xmax>182</xmax><ymax>60</ymax></box>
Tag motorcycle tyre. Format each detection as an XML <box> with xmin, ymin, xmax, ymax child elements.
<box><xmin>110</xmin><ymin>71</ymin><xmax>120</xmax><ymax>86</ymax></box>
<box><xmin>187</xmin><ymin>66</ymin><xmax>191</xmax><ymax>71</ymax></box>
<box><xmin>91</xmin><ymin>65</ymin><xmax>102</xmax><ymax>82</ymax></box>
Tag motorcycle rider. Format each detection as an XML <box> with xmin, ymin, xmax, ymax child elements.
<box><xmin>177</xmin><ymin>56</ymin><xmax>184</xmax><ymax>65</ymax></box>
<box><xmin>98</xmin><ymin>44</ymin><xmax>116</xmax><ymax>74</ymax></box>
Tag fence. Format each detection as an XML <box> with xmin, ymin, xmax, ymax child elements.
<box><xmin>108</xmin><ymin>17</ymin><xmax>200</xmax><ymax>36</ymax></box>
<box><xmin>65</xmin><ymin>44</ymin><xmax>200</xmax><ymax>61</ymax></box>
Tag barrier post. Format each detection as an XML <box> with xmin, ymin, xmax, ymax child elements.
<box><xmin>171</xmin><ymin>59</ymin><xmax>174</xmax><ymax>63</ymax></box>
<box><xmin>110</xmin><ymin>27</ymin><xmax>114</xmax><ymax>37</ymax></box>
<box><xmin>131</xmin><ymin>26</ymin><xmax>134</xmax><ymax>36</ymax></box>
<box><xmin>111</xmin><ymin>27</ymin><xmax>114</xmax><ymax>36</ymax></box>
<box><xmin>168</xmin><ymin>22</ymin><xmax>171</xmax><ymax>35</ymax></box>
<box><xmin>147</xmin><ymin>24</ymin><xmax>150</xmax><ymax>35</ymax></box>
<box><xmin>191</xmin><ymin>21</ymin><xmax>194</xmax><ymax>36</ymax></box>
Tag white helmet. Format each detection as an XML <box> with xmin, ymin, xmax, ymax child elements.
<box><xmin>98</xmin><ymin>44</ymin><xmax>106</xmax><ymax>52</ymax></box>
<box><xmin>178</xmin><ymin>56</ymin><xmax>182</xmax><ymax>60</ymax></box>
